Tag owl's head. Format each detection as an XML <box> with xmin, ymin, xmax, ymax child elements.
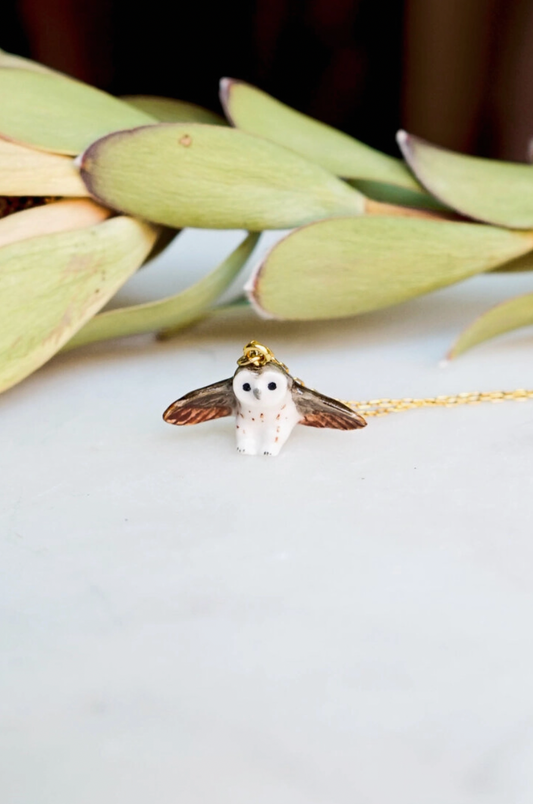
<box><xmin>233</xmin><ymin>364</ymin><xmax>289</xmax><ymax>409</ymax></box>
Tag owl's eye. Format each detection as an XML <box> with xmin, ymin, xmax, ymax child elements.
<box><xmin>242</xmin><ymin>382</ymin><xmax>251</xmax><ymax>392</ymax></box>
<box><xmin>268</xmin><ymin>382</ymin><xmax>277</xmax><ymax>390</ymax></box>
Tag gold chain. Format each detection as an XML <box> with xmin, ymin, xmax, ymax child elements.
<box><xmin>344</xmin><ymin>389</ymin><xmax>533</xmax><ymax>417</ymax></box>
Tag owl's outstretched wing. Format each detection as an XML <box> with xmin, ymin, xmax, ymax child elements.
<box><xmin>163</xmin><ymin>378</ymin><xmax>235</xmax><ymax>425</ymax></box>
<box><xmin>292</xmin><ymin>383</ymin><xmax>367</xmax><ymax>430</ymax></box>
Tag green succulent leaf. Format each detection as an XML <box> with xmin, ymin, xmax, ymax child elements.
<box><xmin>220</xmin><ymin>78</ymin><xmax>422</xmax><ymax>192</ymax></box>
<box><xmin>66</xmin><ymin>231</ymin><xmax>259</xmax><ymax>349</ymax></box>
<box><xmin>398</xmin><ymin>131</ymin><xmax>533</xmax><ymax>229</ymax></box>
<box><xmin>0</xmin><ymin>198</ymin><xmax>111</xmax><ymax>249</ymax></box>
<box><xmin>79</xmin><ymin>123</ymin><xmax>365</xmax><ymax>230</ymax></box>
<box><xmin>122</xmin><ymin>95</ymin><xmax>226</xmax><ymax>125</ymax></box>
<box><xmin>0</xmin><ymin>138</ymin><xmax>88</xmax><ymax>196</ymax></box>
<box><xmin>249</xmin><ymin>217</ymin><xmax>533</xmax><ymax>320</ymax></box>
<box><xmin>448</xmin><ymin>292</ymin><xmax>533</xmax><ymax>359</ymax></box>
<box><xmin>0</xmin><ymin>216</ymin><xmax>158</xmax><ymax>393</ymax></box>
<box><xmin>0</xmin><ymin>68</ymin><xmax>156</xmax><ymax>155</ymax></box>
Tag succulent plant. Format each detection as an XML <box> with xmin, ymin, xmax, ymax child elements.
<box><xmin>1</xmin><ymin>48</ymin><xmax>533</xmax><ymax>395</ymax></box>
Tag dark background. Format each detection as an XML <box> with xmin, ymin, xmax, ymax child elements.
<box><xmin>4</xmin><ymin>0</ymin><xmax>533</xmax><ymax>161</ymax></box>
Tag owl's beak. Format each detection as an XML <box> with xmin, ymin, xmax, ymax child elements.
<box><xmin>253</xmin><ymin>388</ymin><xmax>261</xmax><ymax>400</ymax></box>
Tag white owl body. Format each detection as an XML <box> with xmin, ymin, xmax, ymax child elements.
<box><xmin>233</xmin><ymin>366</ymin><xmax>300</xmax><ymax>456</ymax></box>
<box><xmin>235</xmin><ymin>393</ymin><xmax>300</xmax><ymax>456</ymax></box>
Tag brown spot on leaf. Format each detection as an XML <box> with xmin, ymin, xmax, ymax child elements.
<box><xmin>179</xmin><ymin>134</ymin><xmax>192</xmax><ymax>147</ymax></box>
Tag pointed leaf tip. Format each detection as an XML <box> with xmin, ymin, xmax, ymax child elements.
<box><xmin>219</xmin><ymin>77</ymin><xmax>233</xmax><ymax>98</ymax></box>
<box><xmin>396</xmin><ymin>129</ymin><xmax>408</xmax><ymax>148</ymax></box>
<box><xmin>399</xmin><ymin>132</ymin><xmax>533</xmax><ymax>229</ymax></box>
<box><xmin>448</xmin><ymin>292</ymin><xmax>533</xmax><ymax>359</ymax></box>
<box><xmin>219</xmin><ymin>77</ymin><xmax>240</xmax><ymax>122</ymax></box>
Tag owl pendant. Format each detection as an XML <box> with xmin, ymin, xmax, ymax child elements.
<box><xmin>163</xmin><ymin>341</ymin><xmax>367</xmax><ymax>456</ymax></box>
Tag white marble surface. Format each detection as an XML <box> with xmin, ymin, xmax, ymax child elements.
<box><xmin>2</xmin><ymin>230</ymin><xmax>533</xmax><ymax>804</ymax></box>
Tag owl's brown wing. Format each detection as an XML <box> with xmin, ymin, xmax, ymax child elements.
<box><xmin>163</xmin><ymin>378</ymin><xmax>235</xmax><ymax>425</ymax></box>
<box><xmin>292</xmin><ymin>382</ymin><xmax>367</xmax><ymax>430</ymax></box>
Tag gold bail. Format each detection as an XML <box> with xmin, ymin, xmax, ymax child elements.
<box><xmin>237</xmin><ymin>341</ymin><xmax>276</xmax><ymax>368</ymax></box>
<box><xmin>237</xmin><ymin>341</ymin><xmax>290</xmax><ymax>374</ymax></box>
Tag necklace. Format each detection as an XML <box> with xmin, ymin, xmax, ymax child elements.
<box><xmin>163</xmin><ymin>341</ymin><xmax>533</xmax><ymax>456</ymax></box>
<box><xmin>344</xmin><ymin>389</ymin><xmax>533</xmax><ymax>417</ymax></box>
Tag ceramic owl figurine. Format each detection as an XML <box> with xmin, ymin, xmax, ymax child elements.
<box><xmin>163</xmin><ymin>341</ymin><xmax>367</xmax><ymax>456</ymax></box>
